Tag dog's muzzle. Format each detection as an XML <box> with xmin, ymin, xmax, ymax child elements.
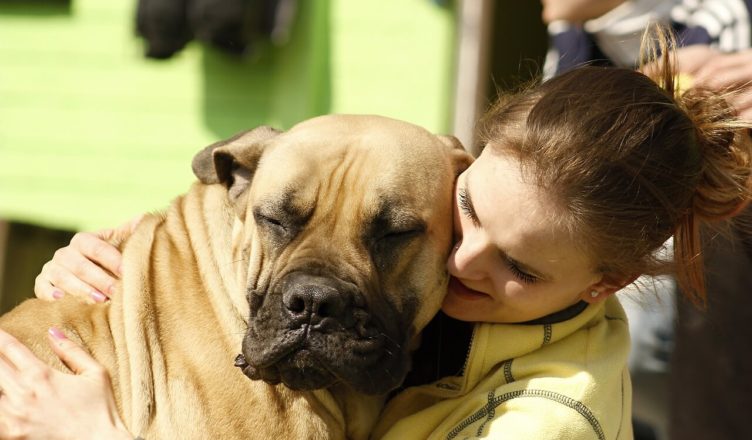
<box><xmin>238</xmin><ymin>271</ymin><xmax>411</xmax><ymax>395</ymax></box>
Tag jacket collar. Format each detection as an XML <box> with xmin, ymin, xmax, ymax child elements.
<box><xmin>458</xmin><ymin>297</ymin><xmax>615</xmax><ymax>392</ymax></box>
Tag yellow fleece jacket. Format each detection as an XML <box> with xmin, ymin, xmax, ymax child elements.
<box><xmin>372</xmin><ymin>296</ymin><xmax>632</xmax><ymax>440</ymax></box>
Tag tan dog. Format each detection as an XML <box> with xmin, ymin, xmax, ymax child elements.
<box><xmin>0</xmin><ymin>115</ymin><xmax>472</xmax><ymax>439</ymax></box>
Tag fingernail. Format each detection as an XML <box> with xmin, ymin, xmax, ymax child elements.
<box><xmin>48</xmin><ymin>327</ymin><xmax>67</xmax><ymax>340</ymax></box>
<box><xmin>90</xmin><ymin>290</ymin><xmax>107</xmax><ymax>302</ymax></box>
<box><xmin>52</xmin><ymin>289</ymin><xmax>64</xmax><ymax>300</ymax></box>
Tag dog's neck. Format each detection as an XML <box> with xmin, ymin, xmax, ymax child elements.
<box><xmin>131</xmin><ymin>183</ymin><xmax>249</xmax><ymax>348</ymax></box>
<box><xmin>315</xmin><ymin>386</ymin><xmax>386</xmax><ymax>440</ymax></box>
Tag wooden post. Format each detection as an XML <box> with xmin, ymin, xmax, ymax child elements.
<box><xmin>0</xmin><ymin>220</ymin><xmax>7</xmax><ymax>305</ymax></box>
<box><xmin>452</xmin><ymin>0</ymin><xmax>494</xmax><ymax>156</ymax></box>
<box><xmin>0</xmin><ymin>223</ymin><xmax>74</xmax><ymax>313</ymax></box>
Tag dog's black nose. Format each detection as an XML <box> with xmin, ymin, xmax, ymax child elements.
<box><xmin>283</xmin><ymin>283</ymin><xmax>346</xmax><ymax>321</ymax></box>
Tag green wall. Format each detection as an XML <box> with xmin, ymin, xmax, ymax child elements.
<box><xmin>0</xmin><ymin>0</ymin><xmax>455</xmax><ymax>231</ymax></box>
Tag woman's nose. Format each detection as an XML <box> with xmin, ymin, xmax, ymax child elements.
<box><xmin>448</xmin><ymin>235</ymin><xmax>488</xmax><ymax>280</ymax></box>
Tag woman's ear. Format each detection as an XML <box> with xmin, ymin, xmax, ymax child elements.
<box><xmin>581</xmin><ymin>273</ymin><xmax>639</xmax><ymax>304</ymax></box>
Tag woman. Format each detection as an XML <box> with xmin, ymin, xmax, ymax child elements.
<box><xmin>1</xmin><ymin>30</ymin><xmax>750</xmax><ymax>439</ymax></box>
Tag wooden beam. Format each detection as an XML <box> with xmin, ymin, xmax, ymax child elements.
<box><xmin>0</xmin><ymin>223</ymin><xmax>74</xmax><ymax>313</ymax></box>
<box><xmin>0</xmin><ymin>220</ymin><xmax>7</xmax><ymax>303</ymax></box>
<box><xmin>452</xmin><ymin>0</ymin><xmax>494</xmax><ymax>156</ymax></box>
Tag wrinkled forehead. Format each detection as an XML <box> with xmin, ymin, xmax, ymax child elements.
<box><xmin>252</xmin><ymin>116</ymin><xmax>451</xmax><ymax>207</ymax></box>
<box><xmin>279</xmin><ymin>114</ymin><xmax>447</xmax><ymax>163</ymax></box>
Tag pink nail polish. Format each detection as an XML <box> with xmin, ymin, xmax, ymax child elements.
<box><xmin>48</xmin><ymin>327</ymin><xmax>67</xmax><ymax>340</ymax></box>
<box><xmin>52</xmin><ymin>289</ymin><xmax>64</xmax><ymax>299</ymax></box>
<box><xmin>90</xmin><ymin>290</ymin><xmax>107</xmax><ymax>302</ymax></box>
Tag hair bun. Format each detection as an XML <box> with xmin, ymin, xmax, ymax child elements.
<box><xmin>678</xmin><ymin>87</ymin><xmax>752</xmax><ymax>221</ymax></box>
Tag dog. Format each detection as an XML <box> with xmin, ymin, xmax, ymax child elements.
<box><xmin>0</xmin><ymin>115</ymin><xmax>472</xmax><ymax>439</ymax></box>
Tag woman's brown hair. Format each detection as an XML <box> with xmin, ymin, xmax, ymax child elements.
<box><xmin>477</xmin><ymin>26</ymin><xmax>752</xmax><ymax>306</ymax></box>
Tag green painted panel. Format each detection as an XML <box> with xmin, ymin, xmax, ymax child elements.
<box><xmin>330</xmin><ymin>0</ymin><xmax>455</xmax><ymax>130</ymax></box>
<box><xmin>0</xmin><ymin>0</ymin><xmax>455</xmax><ymax>231</ymax></box>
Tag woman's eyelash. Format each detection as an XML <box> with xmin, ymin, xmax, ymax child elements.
<box><xmin>505</xmin><ymin>259</ymin><xmax>538</xmax><ymax>284</ymax></box>
<box><xmin>458</xmin><ymin>188</ymin><xmax>481</xmax><ymax>226</ymax></box>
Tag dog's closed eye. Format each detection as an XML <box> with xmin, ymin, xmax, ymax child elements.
<box><xmin>377</xmin><ymin>226</ymin><xmax>425</xmax><ymax>242</ymax></box>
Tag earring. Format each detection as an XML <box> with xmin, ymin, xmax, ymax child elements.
<box><xmin>590</xmin><ymin>290</ymin><xmax>599</xmax><ymax>298</ymax></box>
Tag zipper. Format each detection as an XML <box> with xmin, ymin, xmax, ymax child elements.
<box><xmin>457</xmin><ymin>323</ymin><xmax>477</xmax><ymax>378</ymax></box>
<box><xmin>430</xmin><ymin>322</ymin><xmax>477</xmax><ymax>393</ymax></box>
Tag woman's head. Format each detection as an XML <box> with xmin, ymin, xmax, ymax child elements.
<box><xmin>443</xmin><ymin>150</ymin><xmax>608</xmax><ymax>323</ymax></box>
<box><xmin>443</xmin><ymin>30</ymin><xmax>752</xmax><ymax>323</ymax></box>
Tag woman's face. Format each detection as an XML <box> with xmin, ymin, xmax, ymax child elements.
<box><xmin>443</xmin><ymin>150</ymin><xmax>605</xmax><ymax>323</ymax></box>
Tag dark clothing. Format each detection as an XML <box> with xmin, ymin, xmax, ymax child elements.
<box><xmin>670</xmin><ymin>208</ymin><xmax>752</xmax><ymax>439</ymax></box>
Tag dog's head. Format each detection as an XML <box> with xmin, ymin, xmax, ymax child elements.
<box><xmin>193</xmin><ymin>115</ymin><xmax>472</xmax><ymax>395</ymax></box>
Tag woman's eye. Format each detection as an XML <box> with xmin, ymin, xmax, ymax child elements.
<box><xmin>504</xmin><ymin>260</ymin><xmax>538</xmax><ymax>284</ymax></box>
<box><xmin>458</xmin><ymin>188</ymin><xmax>480</xmax><ymax>227</ymax></box>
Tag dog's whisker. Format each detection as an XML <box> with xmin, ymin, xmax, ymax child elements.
<box><xmin>365</xmin><ymin>369</ymin><xmax>375</xmax><ymax>388</ymax></box>
<box><xmin>379</xmin><ymin>332</ymin><xmax>402</xmax><ymax>351</ymax></box>
<box><xmin>223</xmin><ymin>258</ymin><xmax>249</xmax><ymax>269</ymax></box>
<box><xmin>383</xmin><ymin>367</ymin><xmax>398</xmax><ymax>384</ymax></box>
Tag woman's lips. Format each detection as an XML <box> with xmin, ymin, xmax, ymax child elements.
<box><xmin>448</xmin><ymin>276</ymin><xmax>490</xmax><ymax>301</ymax></box>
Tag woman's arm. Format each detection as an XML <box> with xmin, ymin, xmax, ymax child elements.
<box><xmin>0</xmin><ymin>329</ymin><xmax>132</xmax><ymax>440</ymax></box>
<box><xmin>34</xmin><ymin>216</ymin><xmax>142</xmax><ymax>302</ymax></box>
<box><xmin>677</xmin><ymin>46</ymin><xmax>752</xmax><ymax>121</ymax></box>
<box><xmin>540</xmin><ymin>0</ymin><xmax>628</xmax><ymax>24</ymax></box>
<box><xmin>642</xmin><ymin>45</ymin><xmax>752</xmax><ymax>122</ymax></box>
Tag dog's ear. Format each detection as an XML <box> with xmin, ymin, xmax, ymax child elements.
<box><xmin>437</xmin><ymin>134</ymin><xmax>474</xmax><ymax>177</ymax></box>
<box><xmin>192</xmin><ymin>126</ymin><xmax>282</xmax><ymax>216</ymax></box>
<box><xmin>192</xmin><ymin>126</ymin><xmax>281</xmax><ymax>184</ymax></box>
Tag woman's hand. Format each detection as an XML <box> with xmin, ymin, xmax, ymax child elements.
<box><xmin>34</xmin><ymin>216</ymin><xmax>143</xmax><ymax>303</ymax></box>
<box><xmin>0</xmin><ymin>329</ymin><xmax>132</xmax><ymax>440</ymax></box>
